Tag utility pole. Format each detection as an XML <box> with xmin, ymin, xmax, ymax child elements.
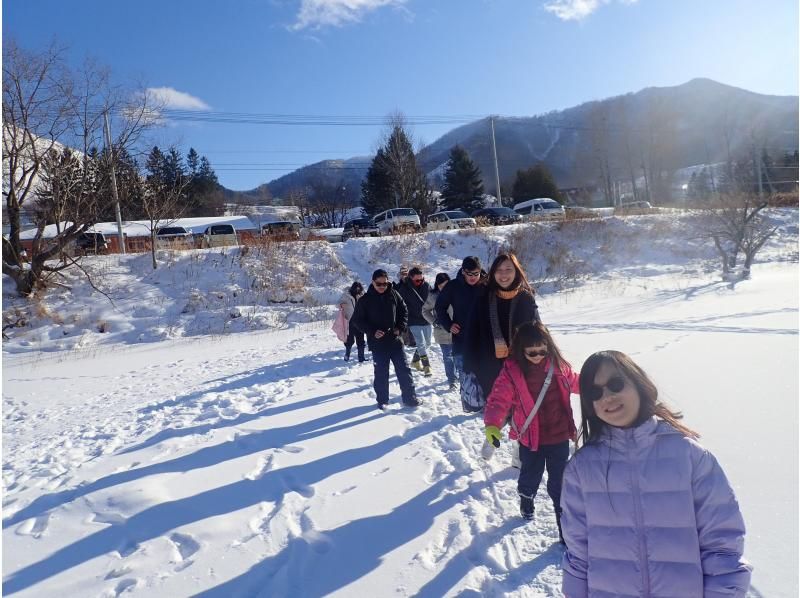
<box><xmin>490</xmin><ymin>117</ymin><xmax>502</xmax><ymax>206</ymax></box>
<box><xmin>104</xmin><ymin>110</ymin><xmax>126</xmax><ymax>254</ymax></box>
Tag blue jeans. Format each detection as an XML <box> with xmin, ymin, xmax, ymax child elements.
<box><xmin>440</xmin><ymin>344</ymin><xmax>457</xmax><ymax>383</ymax></box>
<box><xmin>453</xmin><ymin>353</ymin><xmax>465</xmax><ymax>385</ymax></box>
<box><xmin>372</xmin><ymin>341</ymin><xmax>417</xmax><ymax>406</ymax></box>
<box><xmin>409</xmin><ymin>324</ymin><xmax>432</xmax><ymax>358</ymax></box>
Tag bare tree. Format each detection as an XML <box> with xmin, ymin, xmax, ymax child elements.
<box><xmin>2</xmin><ymin>39</ymin><xmax>158</xmax><ymax>295</ymax></box>
<box><xmin>696</xmin><ymin>192</ymin><xmax>776</xmax><ymax>279</ymax></box>
<box><xmin>306</xmin><ymin>178</ymin><xmax>356</xmax><ymax>227</ymax></box>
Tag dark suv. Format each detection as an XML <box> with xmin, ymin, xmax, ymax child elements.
<box><xmin>471</xmin><ymin>207</ymin><xmax>523</xmax><ymax>226</ymax></box>
<box><xmin>75</xmin><ymin>232</ymin><xmax>109</xmax><ymax>255</ymax></box>
<box><xmin>342</xmin><ymin>217</ymin><xmax>379</xmax><ymax>240</ymax></box>
<box><xmin>262</xmin><ymin>221</ymin><xmax>300</xmax><ymax>240</ymax></box>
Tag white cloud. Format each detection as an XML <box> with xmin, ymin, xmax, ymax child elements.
<box><xmin>291</xmin><ymin>0</ymin><xmax>407</xmax><ymax>31</ymax></box>
<box><xmin>145</xmin><ymin>87</ymin><xmax>211</xmax><ymax>111</ymax></box>
<box><xmin>543</xmin><ymin>0</ymin><xmax>638</xmax><ymax>21</ymax></box>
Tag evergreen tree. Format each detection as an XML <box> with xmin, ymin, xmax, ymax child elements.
<box><xmin>361</xmin><ymin>148</ymin><xmax>394</xmax><ymax>216</ymax></box>
<box><xmin>511</xmin><ymin>164</ymin><xmax>562</xmax><ymax>203</ymax></box>
<box><xmin>187</xmin><ymin>148</ymin><xmax>200</xmax><ymax>176</ymax></box>
<box><xmin>440</xmin><ymin>145</ymin><xmax>484</xmax><ymax>212</ymax></box>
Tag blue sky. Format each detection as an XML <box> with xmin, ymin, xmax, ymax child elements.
<box><xmin>4</xmin><ymin>0</ymin><xmax>798</xmax><ymax>191</ymax></box>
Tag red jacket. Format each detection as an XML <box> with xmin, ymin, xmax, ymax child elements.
<box><xmin>483</xmin><ymin>357</ymin><xmax>579</xmax><ymax>451</ymax></box>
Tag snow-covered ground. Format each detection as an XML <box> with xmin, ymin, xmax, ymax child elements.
<box><xmin>3</xmin><ymin>212</ymin><xmax>798</xmax><ymax>597</ymax></box>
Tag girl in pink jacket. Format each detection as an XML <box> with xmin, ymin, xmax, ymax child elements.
<box><xmin>483</xmin><ymin>321</ymin><xmax>579</xmax><ymax>540</ymax></box>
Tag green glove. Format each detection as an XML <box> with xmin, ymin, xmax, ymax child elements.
<box><xmin>485</xmin><ymin>425</ymin><xmax>502</xmax><ymax>448</ymax></box>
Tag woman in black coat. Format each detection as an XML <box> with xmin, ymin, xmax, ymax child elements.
<box><xmin>462</xmin><ymin>253</ymin><xmax>540</xmax><ymax>408</ymax></box>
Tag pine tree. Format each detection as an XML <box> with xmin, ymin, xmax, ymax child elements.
<box><xmin>361</xmin><ymin>148</ymin><xmax>394</xmax><ymax>216</ymax></box>
<box><xmin>511</xmin><ymin>164</ymin><xmax>562</xmax><ymax>203</ymax></box>
<box><xmin>187</xmin><ymin>148</ymin><xmax>200</xmax><ymax>176</ymax></box>
<box><xmin>440</xmin><ymin>145</ymin><xmax>484</xmax><ymax>212</ymax></box>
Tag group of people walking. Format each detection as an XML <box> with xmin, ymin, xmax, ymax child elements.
<box><xmin>334</xmin><ymin>251</ymin><xmax>752</xmax><ymax>597</ymax></box>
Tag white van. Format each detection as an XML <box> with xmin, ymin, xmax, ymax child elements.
<box><xmin>202</xmin><ymin>224</ymin><xmax>238</xmax><ymax>248</ymax></box>
<box><xmin>513</xmin><ymin>198</ymin><xmax>565</xmax><ymax>220</ymax></box>
<box><xmin>372</xmin><ymin>208</ymin><xmax>421</xmax><ymax>235</ymax></box>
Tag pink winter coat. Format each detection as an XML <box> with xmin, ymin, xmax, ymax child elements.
<box><xmin>483</xmin><ymin>357</ymin><xmax>579</xmax><ymax>451</ymax></box>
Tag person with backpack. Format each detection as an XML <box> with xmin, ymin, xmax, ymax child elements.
<box><xmin>484</xmin><ymin>322</ymin><xmax>579</xmax><ymax>536</ymax></box>
<box><xmin>396</xmin><ymin>266</ymin><xmax>433</xmax><ymax>376</ymax></box>
<box><xmin>337</xmin><ymin>281</ymin><xmax>367</xmax><ymax>362</ymax></box>
<box><xmin>352</xmin><ymin>269</ymin><xmax>420</xmax><ymax>410</ymax></box>
<box><xmin>561</xmin><ymin>350</ymin><xmax>752</xmax><ymax>597</ymax></box>
<box><xmin>422</xmin><ymin>272</ymin><xmax>457</xmax><ymax>389</ymax></box>
<box><xmin>461</xmin><ymin>252</ymin><xmax>539</xmax><ymax>412</ymax></box>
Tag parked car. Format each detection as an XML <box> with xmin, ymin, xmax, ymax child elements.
<box><xmin>471</xmin><ymin>206</ymin><xmax>523</xmax><ymax>226</ymax></box>
<box><xmin>155</xmin><ymin>226</ymin><xmax>195</xmax><ymax>249</ymax></box>
<box><xmin>202</xmin><ymin>224</ymin><xmax>238</xmax><ymax>248</ymax></box>
<box><xmin>513</xmin><ymin>198</ymin><xmax>566</xmax><ymax>220</ymax></box>
<box><xmin>75</xmin><ymin>232</ymin><xmax>109</xmax><ymax>255</ymax></box>
<box><xmin>372</xmin><ymin>208</ymin><xmax>421</xmax><ymax>235</ymax></box>
<box><xmin>426</xmin><ymin>210</ymin><xmax>477</xmax><ymax>231</ymax></box>
<box><xmin>342</xmin><ymin>217</ymin><xmax>380</xmax><ymax>240</ymax></box>
<box><xmin>262</xmin><ymin>221</ymin><xmax>300</xmax><ymax>240</ymax></box>
<box><xmin>617</xmin><ymin>200</ymin><xmax>654</xmax><ymax>214</ymax></box>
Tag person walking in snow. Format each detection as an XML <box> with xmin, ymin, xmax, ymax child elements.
<box><xmin>561</xmin><ymin>350</ymin><xmax>752</xmax><ymax>597</ymax></box>
<box><xmin>396</xmin><ymin>266</ymin><xmax>433</xmax><ymax>376</ymax></box>
<box><xmin>422</xmin><ymin>272</ymin><xmax>457</xmax><ymax>389</ymax></box>
<box><xmin>483</xmin><ymin>321</ymin><xmax>579</xmax><ymax>534</ymax></box>
<box><xmin>462</xmin><ymin>252</ymin><xmax>540</xmax><ymax>412</ymax></box>
<box><xmin>352</xmin><ymin>269</ymin><xmax>420</xmax><ymax>410</ymax></box>
<box><xmin>338</xmin><ymin>281</ymin><xmax>367</xmax><ymax>362</ymax></box>
<box><xmin>435</xmin><ymin>256</ymin><xmax>487</xmax><ymax>396</ymax></box>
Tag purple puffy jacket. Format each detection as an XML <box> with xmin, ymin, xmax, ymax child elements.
<box><xmin>561</xmin><ymin>417</ymin><xmax>752</xmax><ymax>598</ymax></box>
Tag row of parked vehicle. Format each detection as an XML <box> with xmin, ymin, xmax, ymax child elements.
<box><xmin>341</xmin><ymin>198</ymin><xmax>568</xmax><ymax>240</ymax></box>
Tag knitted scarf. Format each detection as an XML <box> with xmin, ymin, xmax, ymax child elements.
<box><xmin>489</xmin><ymin>290</ymin><xmax>521</xmax><ymax>359</ymax></box>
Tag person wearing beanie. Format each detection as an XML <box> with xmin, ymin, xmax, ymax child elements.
<box><xmin>352</xmin><ymin>269</ymin><xmax>420</xmax><ymax>409</ymax></box>
<box><xmin>396</xmin><ymin>266</ymin><xmax>433</xmax><ymax>376</ymax></box>
<box><xmin>435</xmin><ymin>256</ymin><xmax>487</xmax><ymax>399</ymax></box>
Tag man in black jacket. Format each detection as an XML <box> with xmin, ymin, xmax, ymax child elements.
<box><xmin>352</xmin><ymin>269</ymin><xmax>420</xmax><ymax>410</ymax></box>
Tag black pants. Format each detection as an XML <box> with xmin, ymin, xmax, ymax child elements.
<box><xmin>517</xmin><ymin>440</ymin><xmax>569</xmax><ymax>510</ymax></box>
<box><xmin>344</xmin><ymin>326</ymin><xmax>366</xmax><ymax>359</ymax></box>
<box><xmin>372</xmin><ymin>341</ymin><xmax>416</xmax><ymax>406</ymax></box>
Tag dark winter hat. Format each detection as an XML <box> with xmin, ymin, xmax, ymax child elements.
<box><xmin>372</xmin><ymin>268</ymin><xmax>389</xmax><ymax>280</ymax></box>
<box><xmin>434</xmin><ymin>272</ymin><xmax>450</xmax><ymax>287</ymax></box>
<box><xmin>462</xmin><ymin>256</ymin><xmax>481</xmax><ymax>271</ymax></box>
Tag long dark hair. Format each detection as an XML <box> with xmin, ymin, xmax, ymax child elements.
<box><xmin>577</xmin><ymin>350</ymin><xmax>699</xmax><ymax>447</ymax></box>
<box><xmin>510</xmin><ymin>321</ymin><xmax>570</xmax><ymax>374</ymax></box>
<box><xmin>486</xmin><ymin>252</ymin><xmax>534</xmax><ymax>294</ymax></box>
<box><xmin>349</xmin><ymin>281</ymin><xmax>364</xmax><ymax>297</ymax></box>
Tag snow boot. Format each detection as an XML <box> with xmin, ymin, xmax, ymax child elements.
<box><xmin>411</xmin><ymin>352</ymin><xmax>423</xmax><ymax>371</ymax></box>
<box><xmin>519</xmin><ymin>494</ymin><xmax>535</xmax><ymax>521</ymax></box>
<box><xmin>421</xmin><ymin>355</ymin><xmax>432</xmax><ymax>377</ymax></box>
<box><xmin>555</xmin><ymin>508</ymin><xmax>565</xmax><ymax>544</ymax></box>
<box><xmin>344</xmin><ymin>345</ymin><xmax>351</xmax><ymax>361</ymax></box>
<box><xmin>357</xmin><ymin>345</ymin><xmax>367</xmax><ymax>362</ymax></box>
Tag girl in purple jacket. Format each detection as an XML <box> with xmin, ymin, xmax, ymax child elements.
<box><xmin>484</xmin><ymin>321</ymin><xmax>579</xmax><ymax>540</ymax></box>
<box><xmin>561</xmin><ymin>350</ymin><xmax>751</xmax><ymax>598</ymax></box>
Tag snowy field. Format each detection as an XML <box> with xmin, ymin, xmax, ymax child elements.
<box><xmin>3</xmin><ymin>212</ymin><xmax>798</xmax><ymax>597</ymax></box>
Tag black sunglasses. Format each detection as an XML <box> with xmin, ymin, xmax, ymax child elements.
<box><xmin>586</xmin><ymin>375</ymin><xmax>626</xmax><ymax>402</ymax></box>
<box><xmin>463</xmin><ymin>270</ymin><xmax>481</xmax><ymax>277</ymax></box>
<box><xmin>524</xmin><ymin>349</ymin><xmax>548</xmax><ymax>358</ymax></box>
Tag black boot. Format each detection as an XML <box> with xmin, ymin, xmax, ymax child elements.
<box><xmin>555</xmin><ymin>508</ymin><xmax>564</xmax><ymax>544</ymax></box>
<box><xmin>357</xmin><ymin>345</ymin><xmax>367</xmax><ymax>362</ymax></box>
<box><xmin>519</xmin><ymin>494</ymin><xmax>534</xmax><ymax>521</ymax></box>
<box><xmin>344</xmin><ymin>344</ymin><xmax>351</xmax><ymax>361</ymax></box>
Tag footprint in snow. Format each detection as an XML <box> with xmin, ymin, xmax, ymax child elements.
<box><xmin>112</xmin><ymin>578</ymin><xmax>138</xmax><ymax>596</ymax></box>
<box><xmin>168</xmin><ymin>532</ymin><xmax>201</xmax><ymax>562</ymax></box>
<box><xmin>15</xmin><ymin>514</ymin><xmax>50</xmax><ymax>538</ymax></box>
<box><xmin>105</xmin><ymin>566</ymin><xmax>132</xmax><ymax>580</ymax></box>
<box><xmin>332</xmin><ymin>485</ymin><xmax>357</xmax><ymax>496</ymax></box>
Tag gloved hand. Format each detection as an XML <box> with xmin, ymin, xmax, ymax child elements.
<box><xmin>485</xmin><ymin>425</ymin><xmax>502</xmax><ymax>448</ymax></box>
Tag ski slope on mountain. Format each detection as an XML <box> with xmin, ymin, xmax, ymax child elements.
<box><xmin>3</xmin><ymin>213</ymin><xmax>798</xmax><ymax>597</ymax></box>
